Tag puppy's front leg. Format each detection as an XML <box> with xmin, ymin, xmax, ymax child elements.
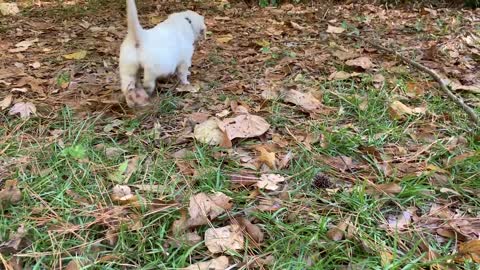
<box><xmin>143</xmin><ymin>68</ymin><xmax>157</xmax><ymax>94</ymax></box>
<box><xmin>177</xmin><ymin>61</ymin><xmax>191</xmax><ymax>85</ymax></box>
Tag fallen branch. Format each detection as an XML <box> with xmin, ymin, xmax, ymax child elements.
<box><xmin>348</xmin><ymin>34</ymin><xmax>479</xmax><ymax>126</ymax></box>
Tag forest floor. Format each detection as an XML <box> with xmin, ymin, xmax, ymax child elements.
<box><xmin>0</xmin><ymin>0</ymin><xmax>479</xmax><ymax>269</ymax></box>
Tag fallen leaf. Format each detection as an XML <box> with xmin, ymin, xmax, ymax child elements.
<box><xmin>220</xmin><ymin>114</ymin><xmax>270</xmax><ymax>141</ymax></box>
<box><xmin>386</xmin><ymin>210</ymin><xmax>412</xmax><ymax>230</ymax></box>
<box><xmin>176</xmin><ymin>84</ymin><xmax>200</xmax><ymax>93</ymax></box>
<box><xmin>194</xmin><ymin>118</ymin><xmax>226</xmax><ymax>146</ymax></box>
<box><xmin>187</xmin><ymin>192</ymin><xmax>233</xmax><ymax>227</ymax></box>
<box><xmin>255</xmin><ymin>145</ymin><xmax>276</xmax><ymax>169</ymax></box>
<box><xmin>279</xmin><ymin>151</ymin><xmax>293</xmax><ymax>169</ymax></box>
<box><xmin>0</xmin><ymin>224</ymin><xmax>27</xmax><ymax>255</ymax></box>
<box><xmin>366</xmin><ymin>183</ymin><xmax>402</xmax><ymax>195</ymax></box>
<box><xmin>450</xmin><ymin>82</ymin><xmax>480</xmax><ymax>94</ymax></box>
<box><xmin>63</xmin><ymin>50</ymin><xmax>87</xmax><ymax>60</ymax></box>
<box><xmin>326</xmin><ymin>25</ymin><xmax>345</xmax><ymax>34</ymax></box>
<box><xmin>405</xmin><ymin>82</ymin><xmax>426</xmax><ymax>97</ymax></box>
<box><xmin>183</xmin><ymin>256</ymin><xmax>230</xmax><ymax>270</ymax></box>
<box><xmin>389</xmin><ymin>100</ymin><xmax>426</xmax><ymax>119</ymax></box>
<box><xmin>111</xmin><ymin>185</ymin><xmax>142</xmax><ymax>208</ymax></box>
<box><xmin>329</xmin><ymin>71</ymin><xmax>351</xmax><ymax>80</ymax></box>
<box><xmin>172</xmin><ymin>209</ymin><xmax>188</xmax><ymax>235</ymax></box>
<box><xmin>255</xmin><ymin>174</ymin><xmax>285</xmax><ymax>191</ymax></box>
<box><xmin>8</xmin><ymin>38</ymin><xmax>38</xmax><ymax>53</ymax></box>
<box><xmin>0</xmin><ymin>180</ymin><xmax>22</xmax><ymax>205</ymax></box>
<box><xmin>283</xmin><ymin>89</ymin><xmax>323</xmax><ymax>113</ymax></box>
<box><xmin>345</xmin><ymin>56</ymin><xmax>374</xmax><ymax>70</ymax></box>
<box><xmin>65</xmin><ymin>259</ymin><xmax>82</xmax><ymax>270</ymax></box>
<box><xmin>0</xmin><ymin>3</ymin><xmax>20</xmax><ymax>15</ymax></box>
<box><xmin>256</xmin><ymin>198</ymin><xmax>282</xmax><ymax>212</ymax></box>
<box><xmin>105</xmin><ymin>147</ymin><xmax>125</xmax><ymax>158</ymax></box>
<box><xmin>332</xmin><ymin>49</ymin><xmax>357</xmax><ymax>60</ymax></box>
<box><xmin>235</xmin><ymin>217</ymin><xmax>264</xmax><ymax>243</ymax></box>
<box><xmin>457</xmin><ymin>239</ymin><xmax>480</xmax><ymax>263</ymax></box>
<box><xmin>216</xmin><ymin>34</ymin><xmax>234</xmax><ymax>44</ymax></box>
<box><xmin>326</xmin><ymin>217</ymin><xmax>350</xmax><ymax>241</ymax></box>
<box><xmin>0</xmin><ymin>94</ymin><xmax>13</xmax><ymax>110</ymax></box>
<box><xmin>205</xmin><ymin>224</ymin><xmax>244</xmax><ymax>253</ymax></box>
<box><xmin>380</xmin><ymin>251</ymin><xmax>394</xmax><ymax>267</ymax></box>
<box><xmin>11</xmin><ymin>87</ymin><xmax>28</xmax><ymax>93</ymax></box>
<box><xmin>29</xmin><ymin>62</ymin><xmax>41</xmax><ymax>69</ymax></box>
<box><xmin>8</xmin><ymin>102</ymin><xmax>36</xmax><ymax>118</ymax></box>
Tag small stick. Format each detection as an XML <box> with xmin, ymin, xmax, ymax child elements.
<box><xmin>349</xmin><ymin>34</ymin><xmax>479</xmax><ymax>126</ymax></box>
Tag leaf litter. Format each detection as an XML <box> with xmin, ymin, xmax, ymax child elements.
<box><xmin>1</xmin><ymin>0</ymin><xmax>479</xmax><ymax>268</ymax></box>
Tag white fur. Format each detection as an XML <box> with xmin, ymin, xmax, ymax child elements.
<box><xmin>119</xmin><ymin>0</ymin><xmax>206</xmax><ymax>106</ymax></box>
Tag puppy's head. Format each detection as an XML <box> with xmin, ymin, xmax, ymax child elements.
<box><xmin>183</xmin><ymin>10</ymin><xmax>207</xmax><ymax>41</ymax></box>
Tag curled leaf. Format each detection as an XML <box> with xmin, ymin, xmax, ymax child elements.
<box><xmin>205</xmin><ymin>224</ymin><xmax>244</xmax><ymax>253</ymax></box>
<box><xmin>187</xmin><ymin>192</ymin><xmax>233</xmax><ymax>227</ymax></box>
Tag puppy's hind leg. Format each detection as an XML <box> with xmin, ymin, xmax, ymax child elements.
<box><xmin>177</xmin><ymin>60</ymin><xmax>191</xmax><ymax>85</ymax></box>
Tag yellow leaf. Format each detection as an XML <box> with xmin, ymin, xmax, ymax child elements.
<box><xmin>63</xmin><ymin>50</ymin><xmax>87</xmax><ymax>60</ymax></box>
<box><xmin>255</xmin><ymin>146</ymin><xmax>276</xmax><ymax>169</ymax></box>
<box><xmin>216</xmin><ymin>34</ymin><xmax>233</xmax><ymax>44</ymax></box>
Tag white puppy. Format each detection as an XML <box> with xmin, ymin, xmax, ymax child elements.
<box><xmin>119</xmin><ymin>0</ymin><xmax>206</xmax><ymax>107</ymax></box>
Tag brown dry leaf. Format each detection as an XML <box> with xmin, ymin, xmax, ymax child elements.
<box><xmin>388</xmin><ymin>100</ymin><xmax>426</xmax><ymax>119</ymax></box>
<box><xmin>0</xmin><ymin>180</ymin><xmax>22</xmax><ymax>205</ymax></box>
<box><xmin>8</xmin><ymin>102</ymin><xmax>36</xmax><ymax>119</ymax></box>
<box><xmin>255</xmin><ymin>174</ymin><xmax>285</xmax><ymax>191</ymax></box>
<box><xmin>326</xmin><ymin>25</ymin><xmax>345</xmax><ymax>34</ymax></box>
<box><xmin>332</xmin><ymin>49</ymin><xmax>357</xmax><ymax>60</ymax></box>
<box><xmin>63</xmin><ymin>50</ymin><xmax>87</xmax><ymax>60</ymax></box>
<box><xmin>255</xmin><ymin>145</ymin><xmax>276</xmax><ymax>169</ymax></box>
<box><xmin>8</xmin><ymin>38</ymin><xmax>38</xmax><ymax>53</ymax></box>
<box><xmin>279</xmin><ymin>151</ymin><xmax>293</xmax><ymax>169</ymax></box>
<box><xmin>380</xmin><ymin>251</ymin><xmax>394</xmax><ymax>267</ymax></box>
<box><xmin>216</xmin><ymin>34</ymin><xmax>234</xmax><ymax>44</ymax></box>
<box><xmin>450</xmin><ymin>82</ymin><xmax>480</xmax><ymax>94</ymax></box>
<box><xmin>345</xmin><ymin>56</ymin><xmax>374</xmax><ymax>70</ymax></box>
<box><xmin>182</xmin><ymin>256</ymin><xmax>230</xmax><ymax>270</ymax></box>
<box><xmin>0</xmin><ymin>94</ymin><xmax>13</xmax><ymax>110</ymax></box>
<box><xmin>187</xmin><ymin>192</ymin><xmax>233</xmax><ymax>227</ymax></box>
<box><xmin>220</xmin><ymin>114</ymin><xmax>270</xmax><ymax>141</ymax></box>
<box><xmin>235</xmin><ymin>217</ymin><xmax>264</xmax><ymax>243</ymax></box>
<box><xmin>283</xmin><ymin>89</ymin><xmax>323</xmax><ymax>113</ymax></box>
<box><xmin>366</xmin><ymin>183</ymin><xmax>402</xmax><ymax>195</ymax></box>
<box><xmin>65</xmin><ymin>259</ymin><xmax>82</xmax><ymax>270</ymax></box>
<box><xmin>326</xmin><ymin>217</ymin><xmax>350</xmax><ymax>241</ymax></box>
<box><xmin>329</xmin><ymin>71</ymin><xmax>351</xmax><ymax>81</ymax></box>
<box><xmin>111</xmin><ymin>185</ymin><xmax>142</xmax><ymax>208</ymax></box>
<box><xmin>457</xmin><ymin>239</ymin><xmax>480</xmax><ymax>263</ymax></box>
<box><xmin>373</xmin><ymin>74</ymin><xmax>385</xmax><ymax>89</ymax></box>
<box><xmin>405</xmin><ymin>82</ymin><xmax>426</xmax><ymax>98</ymax></box>
<box><xmin>205</xmin><ymin>224</ymin><xmax>244</xmax><ymax>253</ymax></box>
<box><xmin>172</xmin><ymin>209</ymin><xmax>188</xmax><ymax>235</ymax></box>
<box><xmin>0</xmin><ymin>224</ymin><xmax>27</xmax><ymax>255</ymax></box>
<box><xmin>228</xmin><ymin>172</ymin><xmax>259</xmax><ymax>187</ymax></box>
<box><xmin>194</xmin><ymin>118</ymin><xmax>225</xmax><ymax>145</ymax></box>
<box><xmin>256</xmin><ymin>198</ymin><xmax>282</xmax><ymax>212</ymax></box>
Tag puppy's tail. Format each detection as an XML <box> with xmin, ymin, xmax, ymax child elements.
<box><xmin>126</xmin><ymin>0</ymin><xmax>142</xmax><ymax>44</ymax></box>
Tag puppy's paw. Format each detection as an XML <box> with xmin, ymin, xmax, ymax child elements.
<box><xmin>125</xmin><ymin>87</ymin><xmax>150</xmax><ymax>108</ymax></box>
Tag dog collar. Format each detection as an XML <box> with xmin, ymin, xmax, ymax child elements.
<box><xmin>185</xmin><ymin>17</ymin><xmax>196</xmax><ymax>36</ymax></box>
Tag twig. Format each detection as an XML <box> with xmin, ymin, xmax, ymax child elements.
<box><xmin>348</xmin><ymin>34</ymin><xmax>480</xmax><ymax>126</ymax></box>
